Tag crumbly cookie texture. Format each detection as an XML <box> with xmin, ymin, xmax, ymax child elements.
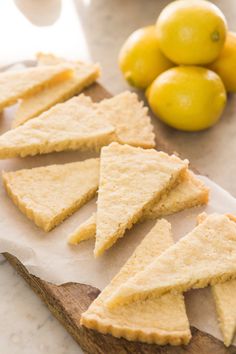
<box><xmin>143</xmin><ymin>170</ymin><xmax>209</xmax><ymax>219</ymax></box>
<box><xmin>2</xmin><ymin>158</ymin><xmax>100</xmax><ymax>232</ymax></box>
<box><xmin>97</xmin><ymin>91</ymin><xmax>155</xmax><ymax>148</ymax></box>
<box><xmin>68</xmin><ymin>170</ymin><xmax>208</xmax><ymax>245</ymax></box>
<box><xmin>81</xmin><ymin>219</ymin><xmax>191</xmax><ymax>345</ymax></box>
<box><xmin>95</xmin><ymin>142</ymin><xmax>188</xmax><ymax>257</ymax></box>
<box><xmin>107</xmin><ymin>213</ymin><xmax>236</xmax><ymax>308</ymax></box>
<box><xmin>68</xmin><ymin>213</ymin><xmax>96</xmax><ymax>245</ymax></box>
<box><xmin>0</xmin><ymin>90</ymin><xmax>155</xmax><ymax>159</ymax></box>
<box><xmin>0</xmin><ymin>64</ymin><xmax>72</xmax><ymax>111</ymax></box>
<box><xmin>212</xmin><ymin>280</ymin><xmax>236</xmax><ymax>347</ymax></box>
<box><xmin>198</xmin><ymin>213</ymin><xmax>236</xmax><ymax>347</ymax></box>
<box><xmin>12</xmin><ymin>53</ymin><xmax>100</xmax><ymax>127</ymax></box>
<box><xmin>0</xmin><ymin>95</ymin><xmax>116</xmax><ymax>159</ymax></box>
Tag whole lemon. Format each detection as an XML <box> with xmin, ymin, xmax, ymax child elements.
<box><xmin>156</xmin><ymin>0</ymin><xmax>227</xmax><ymax>65</ymax></box>
<box><xmin>148</xmin><ymin>66</ymin><xmax>226</xmax><ymax>131</ymax></box>
<box><xmin>209</xmin><ymin>32</ymin><xmax>236</xmax><ymax>92</ymax></box>
<box><xmin>119</xmin><ymin>26</ymin><xmax>174</xmax><ymax>89</ymax></box>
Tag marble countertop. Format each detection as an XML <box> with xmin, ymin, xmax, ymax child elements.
<box><xmin>0</xmin><ymin>256</ymin><xmax>80</xmax><ymax>354</ymax></box>
<box><xmin>1</xmin><ymin>0</ymin><xmax>236</xmax><ymax>353</ymax></box>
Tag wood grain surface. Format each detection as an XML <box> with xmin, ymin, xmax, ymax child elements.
<box><xmin>4</xmin><ymin>82</ymin><xmax>236</xmax><ymax>354</ymax></box>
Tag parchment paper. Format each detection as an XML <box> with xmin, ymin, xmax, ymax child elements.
<box><xmin>0</xmin><ymin>107</ymin><xmax>236</xmax><ymax>345</ymax></box>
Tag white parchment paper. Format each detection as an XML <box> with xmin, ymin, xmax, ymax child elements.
<box><xmin>0</xmin><ymin>107</ymin><xmax>236</xmax><ymax>345</ymax></box>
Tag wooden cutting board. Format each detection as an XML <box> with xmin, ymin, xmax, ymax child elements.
<box><xmin>3</xmin><ymin>82</ymin><xmax>236</xmax><ymax>354</ymax></box>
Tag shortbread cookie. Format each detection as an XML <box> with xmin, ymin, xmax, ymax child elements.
<box><xmin>81</xmin><ymin>219</ymin><xmax>191</xmax><ymax>345</ymax></box>
<box><xmin>198</xmin><ymin>213</ymin><xmax>236</xmax><ymax>347</ymax></box>
<box><xmin>107</xmin><ymin>213</ymin><xmax>236</xmax><ymax>308</ymax></box>
<box><xmin>0</xmin><ymin>64</ymin><xmax>72</xmax><ymax>111</ymax></box>
<box><xmin>212</xmin><ymin>280</ymin><xmax>236</xmax><ymax>347</ymax></box>
<box><xmin>12</xmin><ymin>53</ymin><xmax>100</xmax><ymax>127</ymax></box>
<box><xmin>95</xmin><ymin>142</ymin><xmax>188</xmax><ymax>257</ymax></box>
<box><xmin>2</xmin><ymin>158</ymin><xmax>99</xmax><ymax>231</ymax></box>
<box><xmin>144</xmin><ymin>170</ymin><xmax>209</xmax><ymax>219</ymax></box>
<box><xmin>68</xmin><ymin>170</ymin><xmax>208</xmax><ymax>245</ymax></box>
<box><xmin>0</xmin><ymin>90</ymin><xmax>156</xmax><ymax>158</ymax></box>
<box><xmin>68</xmin><ymin>213</ymin><xmax>96</xmax><ymax>245</ymax></box>
<box><xmin>97</xmin><ymin>91</ymin><xmax>155</xmax><ymax>148</ymax></box>
<box><xmin>212</xmin><ymin>214</ymin><xmax>236</xmax><ymax>347</ymax></box>
<box><xmin>0</xmin><ymin>95</ymin><xmax>116</xmax><ymax>158</ymax></box>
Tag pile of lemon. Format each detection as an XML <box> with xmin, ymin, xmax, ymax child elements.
<box><xmin>119</xmin><ymin>0</ymin><xmax>236</xmax><ymax>131</ymax></box>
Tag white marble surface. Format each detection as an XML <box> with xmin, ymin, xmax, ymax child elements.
<box><xmin>1</xmin><ymin>0</ymin><xmax>236</xmax><ymax>353</ymax></box>
<box><xmin>0</xmin><ymin>255</ymin><xmax>81</xmax><ymax>354</ymax></box>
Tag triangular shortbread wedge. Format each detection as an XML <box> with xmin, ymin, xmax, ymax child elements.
<box><xmin>97</xmin><ymin>91</ymin><xmax>155</xmax><ymax>148</ymax></box>
<box><xmin>12</xmin><ymin>53</ymin><xmax>100</xmax><ymax>127</ymax></box>
<box><xmin>94</xmin><ymin>142</ymin><xmax>188</xmax><ymax>257</ymax></box>
<box><xmin>212</xmin><ymin>280</ymin><xmax>236</xmax><ymax>347</ymax></box>
<box><xmin>106</xmin><ymin>213</ymin><xmax>236</xmax><ymax>308</ymax></box>
<box><xmin>0</xmin><ymin>64</ymin><xmax>72</xmax><ymax>111</ymax></box>
<box><xmin>0</xmin><ymin>95</ymin><xmax>116</xmax><ymax>159</ymax></box>
<box><xmin>197</xmin><ymin>213</ymin><xmax>236</xmax><ymax>347</ymax></box>
<box><xmin>81</xmin><ymin>219</ymin><xmax>191</xmax><ymax>345</ymax></box>
<box><xmin>68</xmin><ymin>213</ymin><xmax>96</xmax><ymax>245</ymax></box>
<box><xmin>143</xmin><ymin>170</ymin><xmax>209</xmax><ymax>220</ymax></box>
<box><xmin>68</xmin><ymin>170</ymin><xmax>208</xmax><ymax>245</ymax></box>
<box><xmin>0</xmin><ymin>90</ymin><xmax>155</xmax><ymax>159</ymax></box>
<box><xmin>2</xmin><ymin>158</ymin><xmax>100</xmax><ymax>232</ymax></box>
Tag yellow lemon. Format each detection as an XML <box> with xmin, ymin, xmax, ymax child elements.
<box><xmin>148</xmin><ymin>66</ymin><xmax>226</xmax><ymax>131</ymax></box>
<box><xmin>209</xmin><ymin>32</ymin><xmax>236</xmax><ymax>92</ymax></box>
<box><xmin>156</xmin><ymin>0</ymin><xmax>227</xmax><ymax>65</ymax></box>
<box><xmin>119</xmin><ymin>26</ymin><xmax>174</xmax><ymax>89</ymax></box>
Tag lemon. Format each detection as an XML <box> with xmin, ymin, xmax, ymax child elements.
<box><xmin>209</xmin><ymin>32</ymin><xmax>236</xmax><ymax>92</ymax></box>
<box><xmin>156</xmin><ymin>0</ymin><xmax>227</xmax><ymax>65</ymax></box>
<box><xmin>119</xmin><ymin>26</ymin><xmax>174</xmax><ymax>89</ymax></box>
<box><xmin>147</xmin><ymin>66</ymin><xmax>226</xmax><ymax>131</ymax></box>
